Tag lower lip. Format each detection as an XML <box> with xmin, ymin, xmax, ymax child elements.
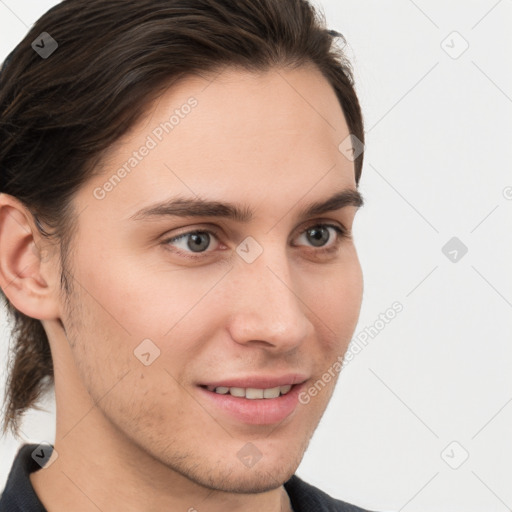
<box><xmin>197</xmin><ymin>383</ymin><xmax>305</xmax><ymax>425</ymax></box>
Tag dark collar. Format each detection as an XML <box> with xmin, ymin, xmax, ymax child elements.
<box><xmin>0</xmin><ymin>444</ymin><xmax>48</xmax><ymax>511</ymax></box>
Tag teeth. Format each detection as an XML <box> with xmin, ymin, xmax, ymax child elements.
<box><xmin>263</xmin><ymin>386</ymin><xmax>280</xmax><ymax>399</ymax></box>
<box><xmin>280</xmin><ymin>384</ymin><xmax>292</xmax><ymax>394</ymax></box>
<box><xmin>230</xmin><ymin>387</ymin><xmax>245</xmax><ymax>398</ymax></box>
<box><xmin>206</xmin><ymin>384</ymin><xmax>293</xmax><ymax>398</ymax></box>
<box><xmin>246</xmin><ymin>388</ymin><xmax>264</xmax><ymax>399</ymax></box>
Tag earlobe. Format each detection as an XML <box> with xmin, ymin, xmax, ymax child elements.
<box><xmin>0</xmin><ymin>194</ymin><xmax>61</xmax><ymax>321</ymax></box>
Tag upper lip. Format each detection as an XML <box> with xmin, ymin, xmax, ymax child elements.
<box><xmin>200</xmin><ymin>373</ymin><xmax>309</xmax><ymax>389</ymax></box>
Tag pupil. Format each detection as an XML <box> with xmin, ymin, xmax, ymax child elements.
<box><xmin>188</xmin><ymin>232</ymin><xmax>210</xmax><ymax>252</ymax></box>
<box><xmin>308</xmin><ymin>227</ymin><xmax>329</xmax><ymax>247</ymax></box>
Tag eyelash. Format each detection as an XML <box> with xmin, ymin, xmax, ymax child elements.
<box><xmin>161</xmin><ymin>223</ymin><xmax>350</xmax><ymax>260</ymax></box>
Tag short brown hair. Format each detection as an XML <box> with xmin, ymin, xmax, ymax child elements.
<box><xmin>0</xmin><ymin>0</ymin><xmax>365</xmax><ymax>437</ymax></box>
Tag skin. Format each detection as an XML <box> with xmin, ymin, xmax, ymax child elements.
<box><xmin>0</xmin><ymin>64</ymin><xmax>363</xmax><ymax>512</ymax></box>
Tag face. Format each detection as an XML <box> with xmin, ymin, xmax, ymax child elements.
<box><xmin>54</xmin><ymin>65</ymin><xmax>364</xmax><ymax>493</ymax></box>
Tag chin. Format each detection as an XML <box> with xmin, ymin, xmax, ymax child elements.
<box><xmin>164</xmin><ymin>443</ymin><xmax>304</xmax><ymax>495</ymax></box>
<box><xmin>198</xmin><ymin>464</ymin><xmax>297</xmax><ymax>494</ymax></box>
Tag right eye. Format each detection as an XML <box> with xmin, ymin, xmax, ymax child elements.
<box><xmin>162</xmin><ymin>229</ymin><xmax>223</xmax><ymax>258</ymax></box>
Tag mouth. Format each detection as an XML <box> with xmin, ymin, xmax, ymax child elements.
<box><xmin>196</xmin><ymin>375</ymin><xmax>308</xmax><ymax>425</ymax></box>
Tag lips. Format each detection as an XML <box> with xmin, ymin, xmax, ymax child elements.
<box><xmin>196</xmin><ymin>374</ymin><xmax>309</xmax><ymax>425</ymax></box>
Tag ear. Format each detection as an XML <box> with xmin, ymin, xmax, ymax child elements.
<box><xmin>0</xmin><ymin>193</ymin><xmax>61</xmax><ymax>320</ymax></box>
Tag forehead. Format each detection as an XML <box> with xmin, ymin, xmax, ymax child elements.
<box><xmin>78</xmin><ymin>65</ymin><xmax>356</xmax><ymax>221</ymax></box>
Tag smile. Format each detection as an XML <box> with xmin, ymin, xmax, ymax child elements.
<box><xmin>198</xmin><ymin>381</ymin><xmax>307</xmax><ymax>425</ymax></box>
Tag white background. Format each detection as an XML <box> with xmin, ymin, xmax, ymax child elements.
<box><xmin>1</xmin><ymin>1</ymin><xmax>511</xmax><ymax>511</ymax></box>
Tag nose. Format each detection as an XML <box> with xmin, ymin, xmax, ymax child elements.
<box><xmin>226</xmin><ymin>246</ymin><xmax>313</xmax><ymax>353</ymax></box>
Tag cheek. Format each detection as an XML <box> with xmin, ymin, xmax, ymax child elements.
<box><xmin>63</xmin><ymin>280</ymin><xmax>198</xmax><ymax>432</ymax></box>
<box><xmin>331</xmin><ymin>261</ymin><xmax>363</xmax><ymax>336</ymax></box>
<box><xmin>302</xmin><ymin>254</ymin><xmax>363</xmax><ymax>341</ymax></box>
<box><xmin>62</xmin><ymin>251</ymin><xmax>230</xmax><ymax>399</ymax></box>
<box><xmin>73</xmin><ymin>242</ymin><xmax>228</xmax><ymax>339</ymax></box>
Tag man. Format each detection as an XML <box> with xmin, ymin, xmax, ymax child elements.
<box><xmin>0</xmin><ymin>0</ymin><xmax>376</xmax><ymax>510</ymax></box>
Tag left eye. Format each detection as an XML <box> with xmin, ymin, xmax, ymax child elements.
<box><xmin>163</xmin><ymin>223</ymin><xmax>347</xmax><ymax>257</ymax></box>
<box><xmin>294</xmin><ymin>224</ymin><xmax>345</xmax><ymax>249</ymax></box>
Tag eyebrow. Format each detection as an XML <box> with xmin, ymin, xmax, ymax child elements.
<box><xmin>129</xmin><ymin>188</ymin><xmax>364</xmax><ymax>223</ymax></box>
